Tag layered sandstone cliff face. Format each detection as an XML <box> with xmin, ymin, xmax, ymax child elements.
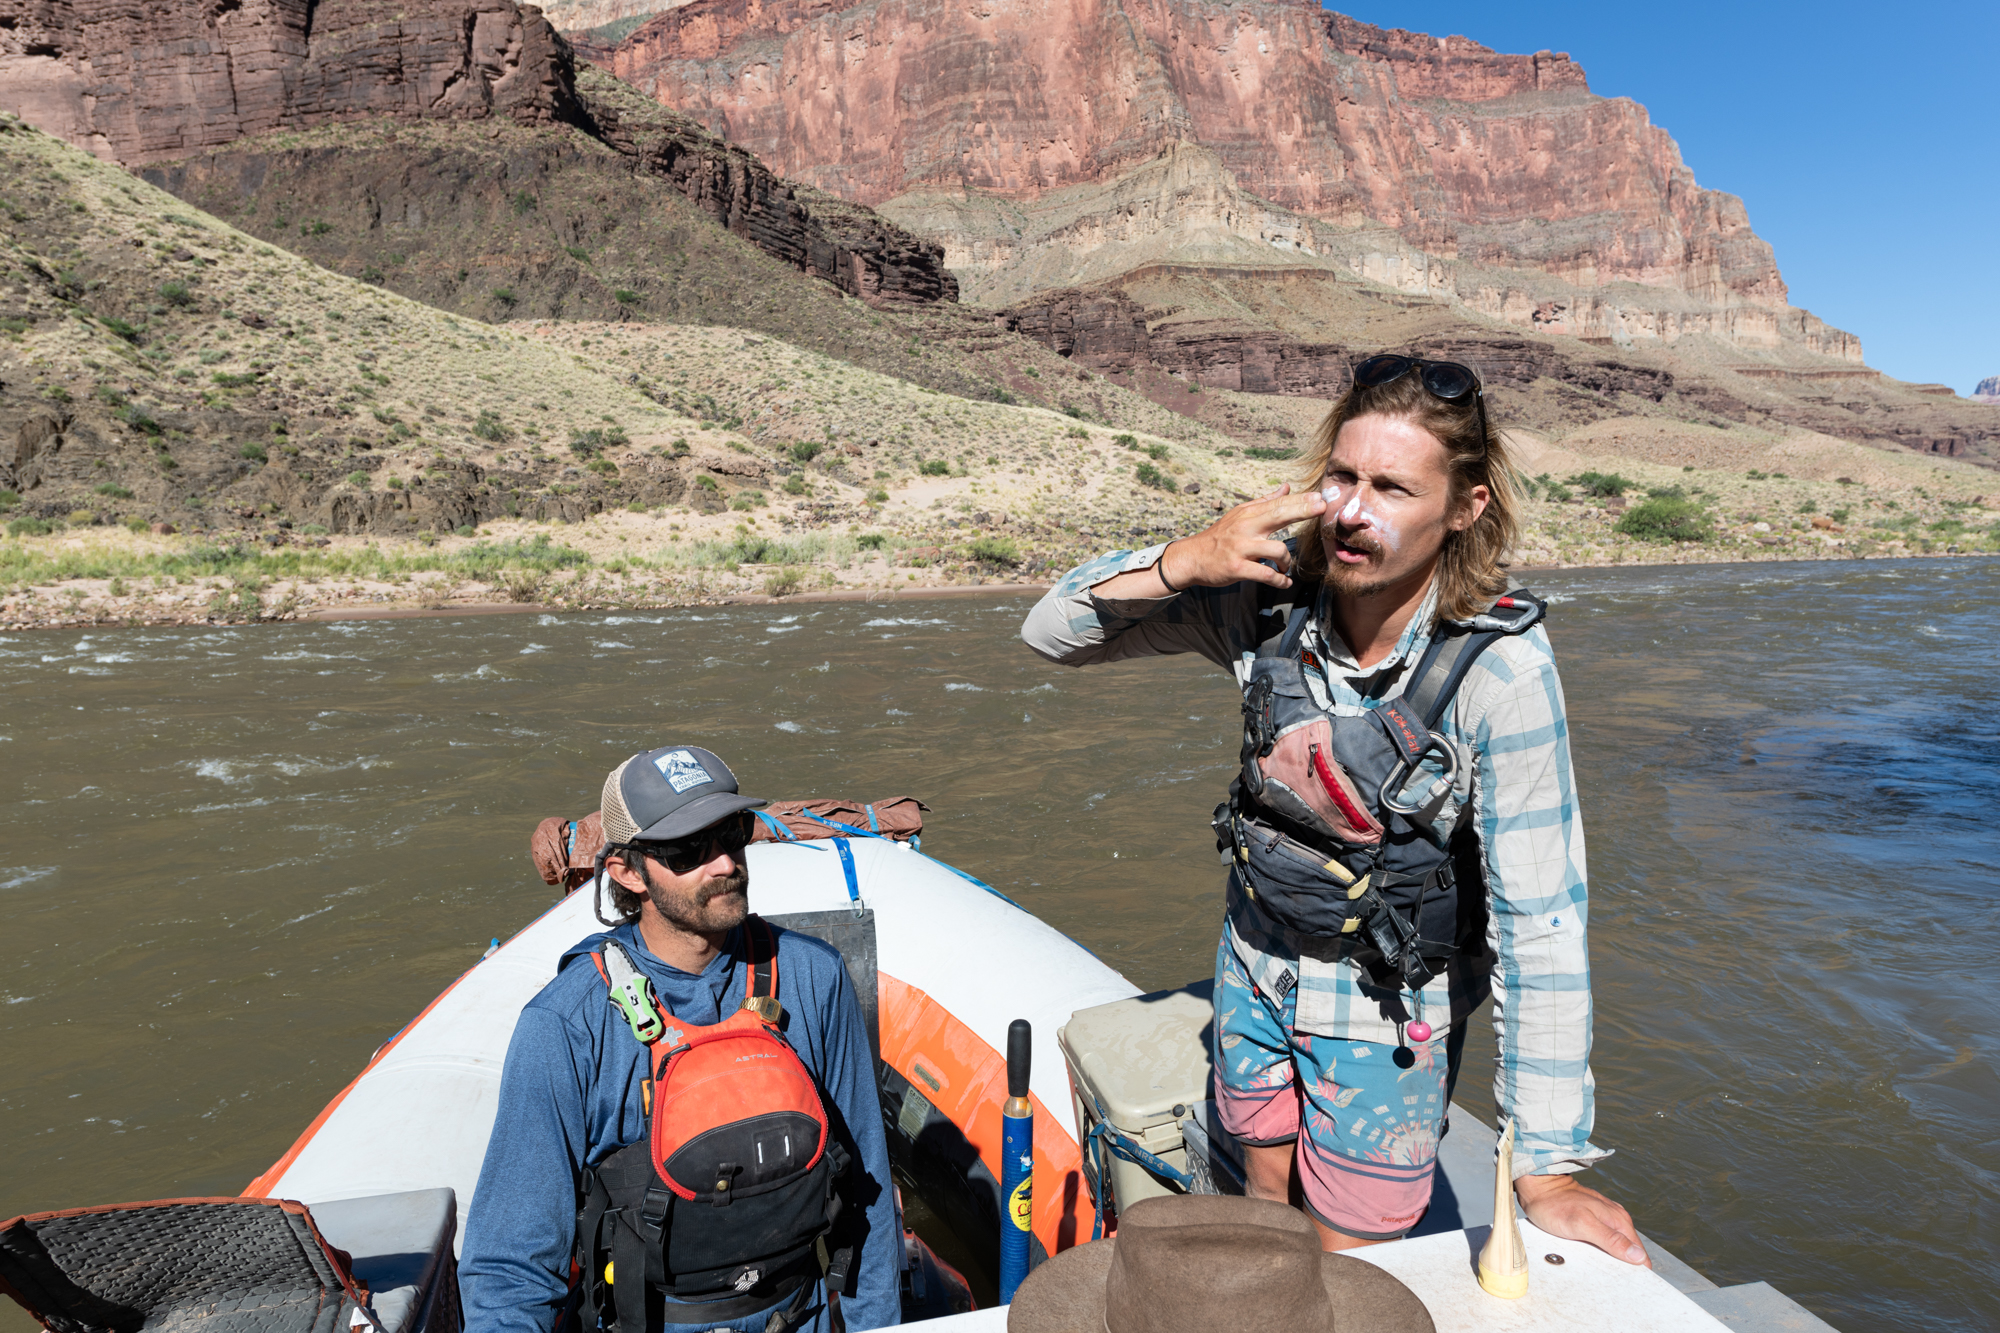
<box><xmin>0</xmin><ymin>0</ymin><xmax>587</xmax><ymax>164</ymax></box>
<box><xmin>602</xmin><ymin>0</ymin><xmax>1791</xmax><ymax>314</ymax></box>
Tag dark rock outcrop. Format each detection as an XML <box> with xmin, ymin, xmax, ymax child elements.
<box><xmin>1000</xmin><ymin>284</ymin><xmax>1682</xmax><ymax>405</ymax></box>
<box><xmin>2</xmin><ymin>1</ymin><xmax>955</xmax><ymax>305</ymax></box>
<box><xmin>582</xmin><ymin>74</ymin><xmax>955</xmax><ymax>304</ymax></box>
<box><xmin>0</xmin><ymin>0</ymin><xmax>589</xmax><ymax>164</ymax></box>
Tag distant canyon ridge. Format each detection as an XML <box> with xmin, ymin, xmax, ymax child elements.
<box><xmin>590</xmin><ymin>0</ymin><xmax>1855</xmax><ymax>356</ymax></box>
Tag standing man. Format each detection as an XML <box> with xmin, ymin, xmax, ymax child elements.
<box><xmin>1022</xmin><ymin>356</ymin><xmax>1648</xmax><ymax>1264</ymax></box>
<box><xmin>461</xmin><ymin>746</ymin><xmax>900</xmax><ymax>1333</ymax></box>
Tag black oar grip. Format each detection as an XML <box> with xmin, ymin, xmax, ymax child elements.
<box><xmin>1006</xmin><ymin>1019</ymin><xmax>1032</xmax><ymax>1100</ymax></box>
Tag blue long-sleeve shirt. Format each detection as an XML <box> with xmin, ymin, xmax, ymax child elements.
<box><xmin>460</xmin><ymin>918</ymin><xmax>900</xmax><ymax>1333</ymax></box>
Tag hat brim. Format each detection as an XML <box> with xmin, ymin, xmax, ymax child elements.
<box><xmin>1006</xmin><ymin>1237</ymin><xmax>1434</xmax><ymax>1333</ymax></box>
<box><xmin>633</xmin><ymin>792</ymin><xmax>768</xmax><ymax>841</ymax></box>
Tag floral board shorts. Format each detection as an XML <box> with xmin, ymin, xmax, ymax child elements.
<box><xmin>1211</xmin><ymin>931</ymin><xmax>1466</xmax><ymax>1240</ymax></box>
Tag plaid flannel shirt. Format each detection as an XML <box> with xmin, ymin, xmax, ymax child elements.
<box><xmin>1021</xmin><ymin>543</ymin><xmax>1611</xmax><ymax>1177</ymax></box>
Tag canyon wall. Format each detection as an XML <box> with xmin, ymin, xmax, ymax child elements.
<box><xmin>602</xmin><ymin>0</ymin><xmax>1788</xmax><ymax>310</ymax></box>
<box><xmin>0</xmin><ymin>0</ymin><xmax>587</xmax><ymax>165</ymax></box>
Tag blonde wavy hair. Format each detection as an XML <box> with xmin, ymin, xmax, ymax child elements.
<box><xmin>1291</xmin><ymin>367</ymin><xmax>1519</xmax><ymax>622</ymax></box>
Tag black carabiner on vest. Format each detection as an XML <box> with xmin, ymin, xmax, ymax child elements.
<box><xmin>1378</xmin><ymin>732</ymin><xmax>1458</xmax><ymax>817</ymax></box>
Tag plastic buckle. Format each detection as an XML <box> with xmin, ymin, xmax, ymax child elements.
<box><xmin>609</xmin><ymin>976</ymin><xmax>665</xmax><ymax>1043</ymax></box>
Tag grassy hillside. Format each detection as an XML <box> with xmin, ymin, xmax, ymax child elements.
<box><xmin>1</xmin><ymin>107</ymin><xmax>1993</xmax><ymax>631</ymax></box>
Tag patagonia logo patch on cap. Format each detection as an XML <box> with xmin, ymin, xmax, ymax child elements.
<box><xmin>654</xmin><ymin>749</ymin><xmax>712</xmax><ymax>793</ymax></box>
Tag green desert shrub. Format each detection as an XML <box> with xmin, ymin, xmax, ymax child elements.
<box><xmin>159</xmin><ymin>280</ymin><xmax>193</xmax><ymax>307</ymax></box>
<box><xmin>1112</xmin><ymin>434</ymin><xmax>1138</xmax><ymax>448</ymax></box>
<box><xmin>1135</xmin><ymin>462</ymin><xmax>1175</xmax><ymax>492</ymax></box>
<box><xmin>1569</xmin><ymin>471</ymin><xmax>1637</xmax><ymax>498</ymax></box>
<box><xmin>1616</xmin><ymin>497</ymin><xmax>1714</xmax><ymax>543</ymax></box>
<box><xmin>1243</xmin><ymin>446</ymin><xmax>1295</xmax><ymax>461</ymax></box>
<box><xmin>0</xmin><ymin>488</ymin><xmax>19</xmax><ymax>510</ymax></box>
<box><xmin>346</xmin><ymin>470</ymin><xmax>370</xmax><ymax>488</ymax></box>
<box><xmin>730</xmin><ymin>490</ymin><xmax>768</xmax><ymax>511</ymax></box>
<box><xmin>570</xmin><ymin>426</ymin><xmax>628</xmax><ymax>457</ymax></box>
<box><xmin>967</xmin><ymin>536</ymin><xmax>1020</xmax><ymax>566</ymax></box>
<box><xmin>239</xmin><ymin>442</ymin><xmax>267</xmax><ymax>462</ymax></box>
<box><xmin>918</xmin><ymin>459</ymin><xmax>951</xmax><ymax>476</ymax></box>
<box><xmin>790</xmin><ymin>441</ymin><xmax>824</xmax><ymax>463</ymax></box>
<box><xmin>8</xmin><ymin>517</ymin><xmax>55</xmax><ymax>536</ymax></box>
<box><xmin>93</xmin><ymin>482</ymin><xmax>133</xmax><ymax>498</ymax></box>
<box><xmin>473</xmin><ymin>410</ymin><xmax>510</xmax><ymax>442</ymax></box>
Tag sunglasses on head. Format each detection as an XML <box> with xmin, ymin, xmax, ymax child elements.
<box><xmin>1350</xmin><ymin>354</ymin><xmax>1489</xmax><ymax>444</ymax></box>
<box><xmin>629</xmin><ymin>811</ymin><xmax>755</xmax><ymax>874</ymax></box>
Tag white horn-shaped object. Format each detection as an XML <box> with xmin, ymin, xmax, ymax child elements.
<box><xmin>1477</xmin><ymin>1118</ymin><xmax>1530</xmax><ymax>1299</ymax></box>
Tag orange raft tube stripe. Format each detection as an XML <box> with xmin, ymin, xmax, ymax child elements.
<box><xmin>877</xmin><ymin>971</ymin><xmax>1088</xmax><ymax>1258</ymax></box>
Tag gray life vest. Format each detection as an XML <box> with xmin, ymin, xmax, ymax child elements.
<box><xmin>1214</xmin><ymin>586</ymin><xmax>1547</xmax><ymax>992</ymax></box>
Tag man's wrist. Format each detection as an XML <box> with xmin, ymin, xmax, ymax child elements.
<box><xmin>1514</xmin><ymin>1173</ymin><xmax>1575</xmax><ymax>1201</ymax></box>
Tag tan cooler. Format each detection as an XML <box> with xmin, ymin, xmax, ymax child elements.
<box><xmin>1056</xmin><ymin>979</ymin><xmax>1218</xmax><ymax>1215</ymax></box>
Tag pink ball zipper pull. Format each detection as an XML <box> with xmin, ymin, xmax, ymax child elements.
<box><xmin>1406</xmin><ymin>1020</ymin><xmax>1433</xmax><ymax>1043</ymax></box>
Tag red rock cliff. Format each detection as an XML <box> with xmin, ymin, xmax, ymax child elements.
<box><xmin>0</xmin><ymin>0</ymin><xmax>586</xmax><ymax>164</ymax></box>
<box><xmin>603</xmin><ymin>0</ymin><xmax>1786</xmax><ymax>307</ymax></box>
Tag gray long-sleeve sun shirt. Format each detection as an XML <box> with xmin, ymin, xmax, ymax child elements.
<box><xmin>459</xmin><ymin>918</ymin><xmax>900</xmax><ymax>1333</ymax></box>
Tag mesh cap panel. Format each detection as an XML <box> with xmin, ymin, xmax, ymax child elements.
<box><xmin>602</xmin><ymin>757</ymin><xmax>641</xmax><ymax>845</ymax></box>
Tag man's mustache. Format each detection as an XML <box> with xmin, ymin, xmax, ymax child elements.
<box><xmin>700</xmin><ymin>866</ymin><xmax>749</xmax><ymax>901</ymax></box>
<box><xmin>1331</xmin><ymin>523</ymin><xmax>1383</xmax><ymax>556</ymax></box>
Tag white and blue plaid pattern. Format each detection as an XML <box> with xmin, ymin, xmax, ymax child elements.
<box><xmin>1021</xmin><ymin>544</ymin><xmax>1611</xmax><ymax>1178</ymax></box>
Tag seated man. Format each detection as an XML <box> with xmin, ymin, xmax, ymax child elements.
<box><xmin>462</xmin><ymin>745</ymin><xmax>899</xmax><ymax>1333</ymax></box>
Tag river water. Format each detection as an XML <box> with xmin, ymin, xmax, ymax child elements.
<box><xmin>2</xmin><ymin>559</ymin><xmax>1995</xmax><ymax>1332</ymax></box>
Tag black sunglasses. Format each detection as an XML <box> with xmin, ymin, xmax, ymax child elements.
<box><xmin>1350</xmin><ymin>354</ymin><xmax>1489</xmax><ymax>444</ymax></box>
<box><xmin>630</xmin><ymin>811</ymin><xmax>755</xmax><ymax>874</ymax></box>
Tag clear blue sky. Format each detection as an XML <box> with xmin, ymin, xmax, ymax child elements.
<box><xmin>1326</xmin><ymin>1</ymin><xmax>1998</xmax><ymax>394</ymax></box>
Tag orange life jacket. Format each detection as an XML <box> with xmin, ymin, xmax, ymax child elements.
<box><xmin>573</xmin><ymin>918</ymin><xmax>850</xmax><ymax>1330</ymax></box>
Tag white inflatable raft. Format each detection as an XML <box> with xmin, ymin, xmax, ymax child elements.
<box><xmin>222</xmin><ymin>834</ymin><xmax>1831</xmax><ymax>1333</ymax></box>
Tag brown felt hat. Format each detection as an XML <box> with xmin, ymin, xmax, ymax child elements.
<box><xmin>1007</xmin><ymin>1195</ymin><xmax>1433</xmax><ymax>1333</ymax></box>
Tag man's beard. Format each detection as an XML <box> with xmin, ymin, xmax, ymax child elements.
<box><xmin>1322</xmin><ymin>526</ymin><xmax>1394</xmax><ymax>599</ymax></box>
<box><xmin>649</xmin><ymin>862</ymin><xmax>750</xmax><ymax>934</ymax></box>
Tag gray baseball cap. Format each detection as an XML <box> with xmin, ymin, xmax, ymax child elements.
<box><xmin>600</xmin><ymin>746</ymin><xmax>769</xmax><ymax>843</ymax></box>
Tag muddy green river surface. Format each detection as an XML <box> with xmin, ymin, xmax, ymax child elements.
<box><xmin>4</xmin><ymin>558</ymin><xmax>1997</xmax><ymax>1332</ymax></box>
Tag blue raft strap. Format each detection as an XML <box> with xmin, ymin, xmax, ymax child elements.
<box><xmin>1086</xmin><ymin>1120</ymin><xmax>1192</xmax><ymax>1240</ymax></box>
<box><xmin>798</xmin><ymin>809</ymin><xmax>883</xmax><ymax>841</ymax></box>
<box><xmin>752</xmin><ymin>810</ymin><xmax>798</xmax><ymax>841</ymax></box>
<box><xmin>864</xmin><ymin>803</ymin><xmax>881</xmax><ymax>833</ymax></box>
<box><xmin>833</xmin><ymin>837</ymin><xmax>859</xmax><ymax>905</ymax></box>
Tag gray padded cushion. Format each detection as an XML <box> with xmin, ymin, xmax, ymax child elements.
<box><xmin>0</xmin><ymin>1200</ymin><xmax>358</xmax><ymax>1333</ymax></box>
<box><xmin>304</xmin><ymin>1191</ymin><xmax>457</xmax><ymax>1333</ymax></box>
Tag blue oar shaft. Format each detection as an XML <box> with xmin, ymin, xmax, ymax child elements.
<box><xmin>999</xmin><ymin>1019</ymin><xmax>1034</xmax><ymax>1304</ymax></box>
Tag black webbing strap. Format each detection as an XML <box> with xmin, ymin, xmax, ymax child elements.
<box><xmin>746</xmin><ymin>915</ymin><xmax>777</xmax><ymax>1001</ymax></box>
<box><xmin>1401</xmin><ymin>590</ymin><xmax>1546</xmax><ymax>728</ymax></box>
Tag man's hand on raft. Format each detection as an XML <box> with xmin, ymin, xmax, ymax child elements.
<box><xmin>1092</xmin><ymin>485</ymin><xmax>1326</xmax><ymax>600</ymax></box>
<box><xmin>1515</xmin><ymin>1174</ymin><xmax>1652</xmax><ymax>1267</ymax></box>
